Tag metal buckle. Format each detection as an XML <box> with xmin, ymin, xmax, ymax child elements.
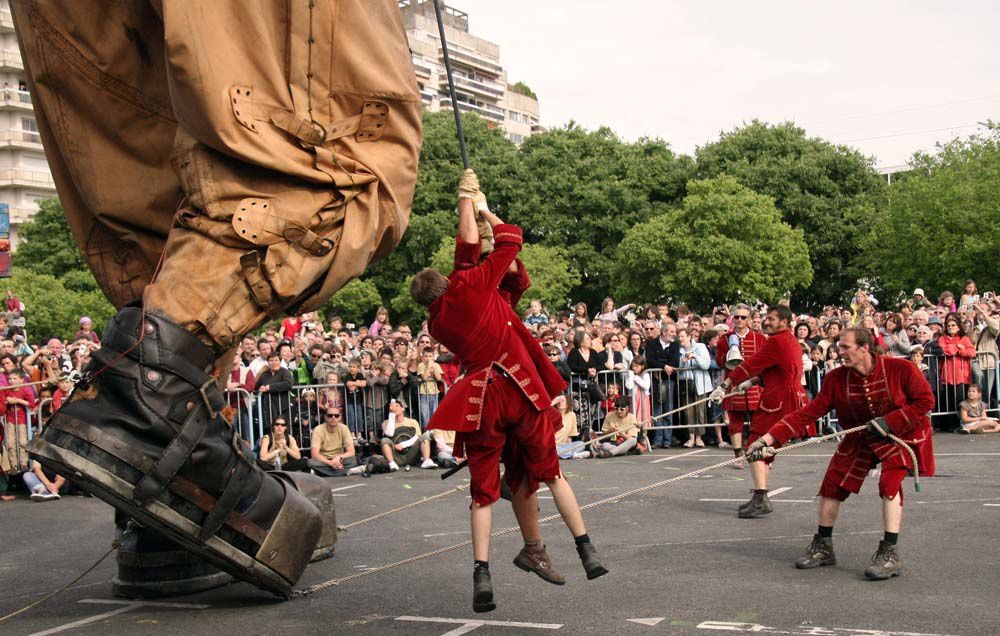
<box><xmin>199</xmin><ymin>378</ymin><xmax>220</xmax><ymax>420</ymax></box>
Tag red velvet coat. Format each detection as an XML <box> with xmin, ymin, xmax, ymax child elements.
<box><xmin>427</xmin><ymin>224</ymin><xmax>567</xmax><ymax>433</ymax></box>
<box><xmin>726</xmin><ymin>328</ymin><xmax>806</xmax><ymax>433</ymax></box>
<box><xmin>715</xmin><ymin>328</ymin><xmax>765</xmax><ymax>412</ymax></box>
<box><xmin>768</xmin><ymin>354</ymin><xmax>935</xmax><ymax>477</ymax></box>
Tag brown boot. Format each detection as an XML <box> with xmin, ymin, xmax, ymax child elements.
<box><xmin>513</xmin><ymin>543</ymin><xmax>565</xmax><ymax>585</ymax></box>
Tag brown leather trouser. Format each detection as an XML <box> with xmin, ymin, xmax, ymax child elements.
<box><xmin>12</xmin><ymin>1</ymin><xmax>422</xmax><ymax>350</ymax></box>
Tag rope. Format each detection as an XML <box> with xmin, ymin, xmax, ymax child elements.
<box><xmin>0</xmin><ymin>522</ymin><xmax>134</xmax><ymax>624</ymax></box>
<box><xmin>298</xmin><ymin>424</ymin><xmax>917</xmax><ymax>596</ymax></box>
<box><xmin>337</xmin><ymin>484</ymin><xmax>468</xmax><ymax>531</ymax></box>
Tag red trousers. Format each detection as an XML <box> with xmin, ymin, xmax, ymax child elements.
<box><xmin>818</xmin><ymin>433</ymin><xmax>912</xmax><ymax>504</ymax></box>
<box><xmin>726</xmin><ymin>409</ymin><xmax>752</xmax><ymax>436</ymax></box>
<box><xmin>456</xmin><ymin>374</ymin><xmax>561</xmax><ymax>507</ymax></box>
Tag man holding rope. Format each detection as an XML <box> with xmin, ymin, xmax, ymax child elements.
<box><xmin>710</xmin><ymin>305</ymin><xmax>807</xmax><ymax>518</ymax></box>
<box><xmin>410</xmin><ymin>170</ymin><xmax>608</xmax><ymax>613</ymax></box>
<box><xmin>715</xmin><ymin>303</ymin><xmax>765</xmax><ymax>465</ymax></box>
<box><xmin>745</xmin><ymin>327</ymin><xmax>934</xmax><ymax>579</ymax></box>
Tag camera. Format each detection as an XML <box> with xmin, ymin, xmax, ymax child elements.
<box><xmin>346</xmin><ymin>323</ymin><xmax>356</xmax><ymax>330</ymax></box>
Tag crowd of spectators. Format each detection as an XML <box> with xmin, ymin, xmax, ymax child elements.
<box><xmin>2</xmin><ymin>280</ymin><xmax>999</xmax><ymax>497</ymax></box>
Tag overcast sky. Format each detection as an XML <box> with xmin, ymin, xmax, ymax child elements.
<box><xmin>449</xmin><ymin>0</ymin><xmax>1000</xmax><ymax>168</ymax></box>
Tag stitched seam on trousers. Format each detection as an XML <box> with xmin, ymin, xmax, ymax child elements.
<box><xmin>25</xmin><ymin>5</ymin><xmax>175</xmax><ymax>122</ymax></box>
<box><xmin>327</xmin><ymin>86</ymin><xmax>420</xmax><ymax>103</ymax></box>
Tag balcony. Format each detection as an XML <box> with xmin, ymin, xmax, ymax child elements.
<box><xmin>445</xmin><ymin>48</ymin><xmax>502</xmax><ymax>76</ymax></box>
<box><xmin>413</xmin><ymin>61</ymin><xmax>433</xmax><ymax>79</ymax></box>
<box><xmin>441</xmin><ymin>74</ymin><xmax>504</xmax><ymax>99</ymax></box>
<box><xmin>0</xmin><ymin>9</ymin><xmax>14</xmax><ymax>33</ymax></box>
<box><xmin>0</xmin><ymin>49</ymin><xmax>23</xmax><ymax>72</ymax></box>
<box><xmin>0</xmin><ymin>89</ymin><xmax>32</xmax><ymax>111</ymax></box>
<box><xmin>440</xmin><ymin>97</ymin><xmax>504</xmax><ymax>123</ymax></box>
<box><xmin>0</xmin><ymin>168</ymin><xmax>55</xmax><ymax>189</ymax></box>
<box><xmin>0</xmin><ymin>129</ymin><xmax>43</xmax><ymax>150</ymax></box>
<box><xmin>9</xmin><ymin>206</ymin><xmax>38</xmax><ymax>224</ymax></box>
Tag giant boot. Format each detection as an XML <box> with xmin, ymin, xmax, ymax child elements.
<box><xmin>29</xmin><ymin>307</ymin><xmax>321</xmax><ymax>598</ymax></box>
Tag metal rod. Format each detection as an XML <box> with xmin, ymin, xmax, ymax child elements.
<box><xmin>432</xmin><ymin>0</ymin><xmax>470</xmax><ymax>168</ymax></box>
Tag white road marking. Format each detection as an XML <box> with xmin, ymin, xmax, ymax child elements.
<box><xmin>424</xmin><ymin>530</ymin><xmax>470</xmax><ymax>538</ymax></box>
<box><xmin>650</xmin><ymin>448</ymin><xmax>709</xmax><ymax>463</ymax></box>
<box><xmin>984</xmin><ymin>503</ymin><xmax>1000</xmax><ymax>507</ymax></box>
<box><xmin>330</xmin><ymin>483</ymin><xmax>366</xmax><ymax>492</ymax></box>
<box><xmin>396</xmin><ymin>615</ymin><xmax>562</xmax><ymax>635</ymax></box>
<box><xmin>28</xmin><ymin>599</ymin><xmax>209</xmax><ymax>636</ymax></box>
<box><xmin>914</xmin><ymin>497</ymin><xmax>1000</xmax><ymax>505</ymax></box>
<box><xmin>631</xmin><ymin>530</ymin><xmax>879</xmax><ymax>549</ymax></box>
<box><xmin>698</xmin><ymin>498</ymin><xmax>813</xmax><ymax>503</ymax></box>
<box><xmin>697</xmin><ymin>619</ymin><xmax>958</xmax><ymax>635</ymax></box>
<box><xmin>627</xmin><ymin>617</ymin><xmax>665</xmax><ymax>626</ymax></box>
<box><xmin>769</xmin><ymin>486</ymin><xmax>793</xmax><ymax>496</ymax></box>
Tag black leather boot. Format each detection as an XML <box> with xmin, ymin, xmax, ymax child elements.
<box><xmin>473</xmin><ymin>568</ymin><xmax>496</xmax><ymax>613</ymax></box>
<box><xmin>576</xmin><ymin>542</ymin><xmax>609</xmax><ymax>580</ymax></box>
<box><xmin>29</xmin><ymin>306</ymin><xmax>321</xmax><ymax>598</ymax></box>
<box><xmin>737</xmin><ymin>491</ymin><xmax>773</xmax><ymax>518</ymax></box>
<box><xmin>864</xmin><ymin>541</ymin><xmax>903</xmax><ymax>580</ymax></box>
<box><xmin>795</xmin><ymin>534</ymin><xmax>836</xmax><ymax>569</ymax></box>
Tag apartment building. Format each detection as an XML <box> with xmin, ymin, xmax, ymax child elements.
<box><xmin>399</xmin><ymin>0</ymin><xmax>543</xmax><ymax>144</ymax></box>
<box><xmin>0</xmin><ymin>2</ymin><xmax>56</xmax><ymax>243</ymax></box>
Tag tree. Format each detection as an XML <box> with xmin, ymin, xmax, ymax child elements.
<box><xmin>507</xmin><ymin>123</ymin><xmax>695</xmax><ymax>309</ymax></box>
<box><xmin>322</xmin><ymin>278</ymin><xmax>382</xmax><ymax>326</ymax></box>
<box><xmin>613</xmin><ymin>176</ymin><xmax>812</xmax><ymax>310</ymax></box>
<box><xmin>12</xmin><ymin>198</ymin><xmax>87</xmax><ymax>278</ymax></box>
<box><xmin>424</xmin><ymin>236</ymin><xmax>581</xmax><ymax>314</ymax></box>
<box><xmin>510</xmin><ymin>81</ymin><xmax>537</xmax><ymax>100</ymax></box>
<box><xmin>9</xmin><ymin>269</ymin><xmax>115</xmax><ymax>341</ymax></box>
<box><xmin>858</xmin><ymin>127</ymin><xmax>1000</xmax><ymax>297</ymax></box>
<box><xmin>696</xmin><ymin>121</ymin><xmax>885</xmax><ymax>308</ymax></box>
<box><xmin>362</xmin><ymin>110</ymin><xmax>520</xmax><ymax>303</ymax></box>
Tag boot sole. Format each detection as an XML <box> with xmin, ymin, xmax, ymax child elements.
<box><xmin>585</xmin><ymin>565</ymin><xmax>609</xmax><ymax>580</ymax></box>
<box><xmin>737</xmin><ymin>507</ymin><xmax>773</xmax><ymax>518</ymax></box>
<box><xmin>864</xmin><ymin>568</ymin><xmax>902</xmax><ymax>580</ymax></box>
<box><xmin>795</xmin><ymin>558</ymin><xmax>836</xmax><ymax>569</ymax></box>
<box><xmin>513</xmin><ymin>559</ymin><xmax>566</xmax><ymax>585</ymax></box>
<box><xmin>30</xmin><ymin>437</ymin><xmax>296</xmax><ymax>598</ymax></box>
<box><xmin>473</xmin><ymin>595</ymin><xmax>496</xmax><ymax>613</ymax></box>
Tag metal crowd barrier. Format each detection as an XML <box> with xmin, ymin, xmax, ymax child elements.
<box><xmin>1</xmin><ymin>403</ymin><xmax>36</xmax><ymax>474</ymax></box>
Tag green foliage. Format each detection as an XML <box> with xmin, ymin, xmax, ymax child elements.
<box><xmin>9</xmin><ymin>268</ymin><xmax>114</xmax><ymax>341</ymax></box>
<box><xmin>859</xmin><ymin>128</ymin><xmax>1000</xmax><ymax>296</ymax></box>
<box><xmin>696</xmin><ymin>121</ymin><xmax>884</xmax><ymax>307</ymax></box>
<box><xmin>11</xmin><ymin>198</ymin><xmax>87</xmax><ymax>278</ymax></box>
<box><xmin>614</xmin><ymin>176</ymin><xmax>812</xmax><ymax>310</ymax></box>
<box><xmin>510</xmin><ymin>81</ymin><xmax>537</xmax><ymax>100</ymax></box>
<box><xmin>424</xmin><ymin>237</ymin><xmax>581</xmax><ymax>314</ymax></box>
<box><xmin>389</xmin><ymin>274</ymin><xmax>427</xmax><ymax>330</ymax></box>
<box><xmin>507</xmin><ymin>124</ymin><xmax>695</xmax><ymax>309</ymax></box>
<box><xmin>322</xmin><ymin>278</ymin><xmax>382</xmax><ymax>325</ymax></box>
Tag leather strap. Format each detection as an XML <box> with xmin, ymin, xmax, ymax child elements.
<box><xmin>198</xmin><ymin>438</ymin><xmax>254</xmax><ymax>541</ymax></box>
<box><xmin>51</xmin><ymin>416</ymin><xmax>267</xmax><ymax>544</ymax></box>
<box><xmin>240</xmin><ymin>251</ymin><xmax>283</xmax><ymax>319</ymax></box>
<box><xmin>133</xmin><ymin>405</ymin><xmax>210</xmax><ymax>504</ymax></box>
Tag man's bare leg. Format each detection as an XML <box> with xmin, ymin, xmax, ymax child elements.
<box><xmin>546</xmin><ymin>476</ymin><xmax>587</xmax><ymax>537</ymax></box>
<box><xmin>818</xmin><ymin>496</ymin><xmax>841</xmax><ymax>526</ymax></box>
<box><xmin>750</xmin><ymin>459</ymin><xmax>769</xmax><ymax>491</ymax></box>
<box><xmin>511</xmin><ymin>486</ymin><xmax>543</xmax><ymax>544</ymax></box>
<box><xmin>471</xmin><ymin>502</ymin><xmax>493</xmax><ymax>562</ymax></box>
<box><xmin>882</xmin><ymin>494</ymin><xmax>902</xmax><ymax>533</ymax></box>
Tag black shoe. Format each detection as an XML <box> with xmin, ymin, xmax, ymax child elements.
<box><xmin>737</xmin><ymin>491</ymin><xmax>773</xmax><ymax>518</ymax></box>
<box><xmin>28</xmin><ymin>307</ymin><xmax>321</xmax><ymax>598</ymax></box>
<box><xmin>864</xmin><ymin>541</ymin><xmax>903</xmax><ymax>580</ymax></box>
<box><xmin>576</xmin><ymin>542</ymin><xmax>609</xmax><ymax>580</ymax></box>
<box><xmin>795</xmin><ymin>534</ymin><xmax>836</xmax><ymax>569</ymax></box>
<box><xmin>737</xmin><ymin>491</ymin><xmax>755</xmax><ymax>512</ymax></box>
<box><xmin>473</xmin><ymin>568</ymin><xmax>496</xmax><ymax>613</ymax></box>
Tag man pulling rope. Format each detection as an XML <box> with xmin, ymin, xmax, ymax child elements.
<box><xmin>410</xmin><ymin>170</ymin><xmax>608</xmax><ymax>614</ymax></box>
<box><xmin>744</xmin><ymin>326</ymin><xmax>935</xmax><ymax>580</ymax></box>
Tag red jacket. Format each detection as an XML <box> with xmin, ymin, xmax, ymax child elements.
<box><xmin>768</xmin><ymin>354</ymin><xmax>935</xmax><ymax>477</ymax></box>
<box><xmin>937</xmin><ymin>334</ymin><xmax>975</xmax><ymax>385</ymax></box>
<box><xmin>726</xmin><ymin>328</ymin><xmax>806</xmax><ymax>432</ymax></box>
<box><xmin>428</xmin><ymin>225</ymin><xmax>567</xmax><ymax>432</ymax></box>
<box><xmin>715</xmin><ymin>328</ymin><xmax>766</xmax><ymax>412</ymax></box>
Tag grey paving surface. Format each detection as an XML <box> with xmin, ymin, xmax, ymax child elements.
<box><xmin>2</xmin><ymin>434</ymin><xmax>999</xmax><ymax>636</ymax></box>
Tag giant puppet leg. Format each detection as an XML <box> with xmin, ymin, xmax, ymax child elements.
<box><xmin>15</xmin><ymin>0</ymin><xmax>421</xmax><ymax>597</ymax></box>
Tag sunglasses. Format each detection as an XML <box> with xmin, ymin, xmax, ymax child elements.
<box><xmin>325</xmin><ymin>412</ymin><xmax>342</xmax><ymax>418</ymax></box>
<box><xmin>733</xmin><ymin>315</ymin><xmax>749</xmax><ymax>320</ymax></box>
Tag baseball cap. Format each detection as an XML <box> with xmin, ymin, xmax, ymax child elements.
<box><xmin>927</xmin><ymin>316</ymin><xmax>942</xmax><ymax>326</ymax></box>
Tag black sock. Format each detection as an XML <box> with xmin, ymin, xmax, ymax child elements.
<box><xmin>574</xmin><ymin>533</ymin><xmax>591</xmax><ymax>546</ymax></box>
<box><xmin>883</xmin><ymin>531</ymin><xmax>899</xmax><ymax>545</ymax></box>
<box><xmin>754</xmin><ymin>489</ymin><xmax>768</xmax><ymax>495</ymax></box>
<box><xmin>817</xmin><ymin>525</ymin><xmax>833</xmax><ymax>539</ymax></box>
<box><xmin>474</xmin><ymin>560</ymin><xmax>489</xmax><ymax>571</ymax></box>
<box><xmin>734</xmin><ymin>448</ymin><xmax>744</xmax><ymax>458</ymax></box>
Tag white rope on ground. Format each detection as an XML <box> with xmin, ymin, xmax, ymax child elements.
<box><xmin>298</xmin><ymin>423</ymin><xmax>922</xmax><ymax>596</ymax></box>
<box><xmin>337</xmin><ymin>484</ymin><xmax>469</xmax><ymax>531</ymax></box>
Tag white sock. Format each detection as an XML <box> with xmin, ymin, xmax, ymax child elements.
<box><xmin>573</xmin><ymin>451</ymin><xmax>591</xmax><ymax>459</ymax></box>
<box><xmin>389</xmin><ymin>461</ymin><xmax>400</xmax><ymax>471</ymax></box>
<box><xmin>346</xmin><ymin>465</ymin><xmax>366</xmax><ymax>475</ymax></box>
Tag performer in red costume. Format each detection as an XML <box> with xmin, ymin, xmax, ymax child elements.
<box><xmin>746</xmin><ymin>327</ymin><xmax>934</xmax><ymax>580</ymax></box>
<box><xmin>714</xmin><ymin>303</ymin><xmax>766</xmax><ymax>463</ymax></box>
<box><xmin>710</xmin><ymin>305</ymin><xmax>807</xmax><ymax>518</ymax></box>
<box><xmin>410</xmin><ymin>170</ymin><xmax>607</xmax><ymax>614</ymax></box>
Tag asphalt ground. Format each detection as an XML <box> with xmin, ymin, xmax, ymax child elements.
<box><xmin>2</xmin><ymin>433</ymin><xmax>999</xmax><ymax>636</ymax></box>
